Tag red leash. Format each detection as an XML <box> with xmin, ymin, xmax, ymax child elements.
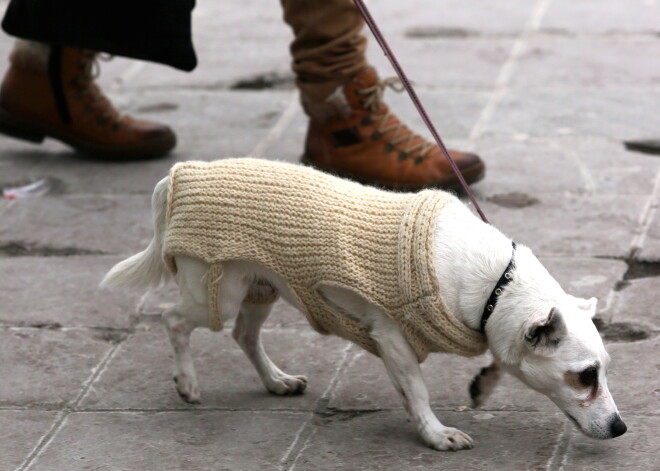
<box><xmin>353</xmin><ymin>0</ymin><xmax>489</xmax><ymax>224</ymax></box>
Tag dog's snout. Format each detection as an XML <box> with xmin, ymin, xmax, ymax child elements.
<box><xmin>609</xmin><ymin>414</ymin><xmax>627</xmax><ymax>438</ymax></box>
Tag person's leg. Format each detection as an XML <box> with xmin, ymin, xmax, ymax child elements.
<box><xmin>282</xmin><ymin>0</ymin><xmax>367</xmax><ymax>102</ymax></box>
<box><xmin>281</xmin><ymin>0</ymin><xmax>485</xmax><ymax>190</ymax></box>
<box><xmin>0</xmin><ymin>40</ymin><xmax>176</xmax><ymax>159</ymax></box>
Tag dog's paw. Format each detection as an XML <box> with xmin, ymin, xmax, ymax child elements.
<box><xmin>423</xmin><ymin>427</ymin><xmax>474</xmax><ymax>451</ymax></box>
<box><xmin>173</xmin><ymin>374</ymin><xmax>201</xmax><ymax>404</ymax></box>
<box><xmin>266</xmin><ymin>375</ymin><xmax>308</xmax><ymax>395</ymax></box>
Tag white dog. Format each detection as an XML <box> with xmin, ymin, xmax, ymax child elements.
<box><xmin>102</xmin><ymin>158</ymin><xmax>626</xmax><ymax>451</ymax></box>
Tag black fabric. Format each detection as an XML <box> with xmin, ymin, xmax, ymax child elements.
<box><xmin>2</xmin><ymin>0</ymin><xmax>197</xmax><ymax>71</ymax></box>
<box><xmin>47</xmin><ymin>46</ymin><xmax>72</xmax><ymax>124</ymax></box>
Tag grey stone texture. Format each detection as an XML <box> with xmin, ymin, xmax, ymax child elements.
<box><xmin>0</xmin><ymin>256</ymin><xmax>141</xmax><ymax>328</ymax></box>
<box><xmin>0</xmin><ymin>329</ymin><xmax>112</xmax><ymax>408</ymax></box>
<box><xmin>0</xmin><ymin>0</ymin><xmax>658</xmax><ymax>469</ymax></box>
<box><xmin>293</xmin><ymin>411</ymin><xmax>566</xmax><ymax>471</ymax></box>
<box><xmin>30</xmin><ymin>411</ymin><xmax>310</xmax><ymax>471</ymax></box>
<box><xmin>0</xmin><ymin>411</ymin><xmax>58</xmax><ymax>471</ymax></box>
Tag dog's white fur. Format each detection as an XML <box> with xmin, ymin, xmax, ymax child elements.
<box><xmin>102</xmin><ymin>173</ymin><xmax>625</xmax><ymax>450</ymax></box>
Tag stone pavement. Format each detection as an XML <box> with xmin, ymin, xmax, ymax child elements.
<box><xmin>0</xmin><ymin>0</ymin><xmax>659</xmax><ymax>469</ymax></box>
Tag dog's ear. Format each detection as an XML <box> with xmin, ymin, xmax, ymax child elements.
<box><xmin>573</xmin><ymin>296</ymin><xmax>598</xmax><ymax>318</ymax></box>
<box><xmin>524</xmin><ymin>307</ymin><xmax>566</xmax><ymax>350</ymax></box>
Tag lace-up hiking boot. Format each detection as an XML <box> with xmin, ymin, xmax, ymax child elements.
<box><xmin>300</xmin><ymin>68</ymin><xmax>485</xmax><ymax>190</ymax></box>
<box><xmin>0</xmin><ymin>43</ymin><xmax>176</xmax><ymax>159</ymax></box>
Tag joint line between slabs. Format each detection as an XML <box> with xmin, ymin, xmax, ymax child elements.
<box><xmin>545</xmin><ymin>420</ymin><xmax>572</xmax><ymax>471</ymax></box>
<box><xmin>467</xmin><ymin>0</ymin><xmax>554</xmax><ymax>148</ymax></box>
<box><xmin>628</xmin><ymin>165</ymin><xmax>660</xmax><ymax>258</ymax></box>
<box><xmin>0</xmin><ymin>200</ymin><xmax>16</xmax><ymax>217</ymax></box>
<box><xmin>287</xmin><ymin>427</ymin><xmax>317</xmax><ymax>471</ymax></box>
<box><xmin>14</xmin><ymin>342</ymin><xmax>123</xmax><ymax>471</ymax></box>
<box><xmin>279</xmin><ymin>344</ymin><xmax>354</xmax><ymax>471</ymax></box>
<box><xmin>319</xmin><ymin>343</ymin><xmax>355</xmax><ymax>402</ymax></box>
<box><xmin>250</xmin><ymin>92</ymin><xmax>300</xmax><ymax>158</ymax></box>
<box><xmin>592</xmin><ymin>163</ymin><xmax>658</xmax><ymax>323</ymax></box>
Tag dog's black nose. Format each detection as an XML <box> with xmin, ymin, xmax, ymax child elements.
<box><xmin>609</xmin><ymin>414</ymin><xmax>627</xmax><ymax>438</ymax></box>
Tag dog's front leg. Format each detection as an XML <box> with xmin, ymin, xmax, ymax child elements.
<box><xmin>371</xmin><ymin>315</ymin><xmax>474</xmax><ymax>451</ymax></box>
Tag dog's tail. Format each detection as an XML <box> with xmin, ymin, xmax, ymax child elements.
<box><xmin>100</xmin><ymin>177</ymin><xmax>171</xmax><ymax>290</ymax></box>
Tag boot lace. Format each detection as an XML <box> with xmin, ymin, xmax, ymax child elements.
<box><xmin>72</xmin><ymin>51</ymin><xmax>123</xmax><ymax>129</ymax></box>
<box><xmin>356</xmin><ymin>77</ymin><xmax>434</xmax><ymax>162</ymax></box>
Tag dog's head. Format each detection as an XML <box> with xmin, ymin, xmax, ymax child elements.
<box><xmin>486</xmin><ymin>249</ymin><xmax>626</xmax><ymax>439</ymax></box>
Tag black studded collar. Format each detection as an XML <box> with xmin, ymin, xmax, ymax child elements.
<box><xmin>480</xmin><ymin>241</ymin><xmax>517</xmax><ymax>333</ymax></box>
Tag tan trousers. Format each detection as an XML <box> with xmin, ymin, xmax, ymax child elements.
<box><xmin>280</xmin><ymin>0</ymin><xmax>368</xmax><ymax>101</ymax></box>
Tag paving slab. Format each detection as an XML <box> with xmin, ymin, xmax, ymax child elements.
<box><xmin>0</xmin><ymin>195</ymin><xmax>152</xmax><ymax>255</ymax></box>
<box><xmin>543</xmin><ymin>0</ymin><xmax>660</xmax><ymax>34</ymax></box>
<box><xmin>0</xmin><ymin>255</ymin><xmax>140</xmax><ymax>328</ymax></box>
<box><xmin>292</xmin><ymin>411</ymin><xmax>566</xmax><ymax>471</ymax></box>
<box><xmin>562</xmin><ymin>414</ymin><xmax>658</xmax><ymax>471</ymax></box>
<box><xmin>604</xmin><ymin>337</ymin><xmax>660</xmax><ymax>414</ymax></box>
<box><xmin>538</xmin><ymin>256</ymin><xmax>628</xmax><ymax>303</ymax></box>
<box><xmin>80</xmin><ymin>327</ymin><xmax>350</xmax><ymax>411</ymax></box>
<box><xmin>0</xmin><ymin>410</ymin><xmax>58</xmax><ymax>471</ymax></box>
<box><xmin>478</xmin><ymin>194</ymin><xmax>646</xmax><ymax>257</ymax></box>
<box><xmin>473</xmin><ymin>137</ymin><xmax>660</xmax><ymax>197</ymax></box>
<box><xmin>511</xmin><ymin>36</ymin><xmax>660</xmax><ymax>89</ymax></box>
<box><xmin>373</xmin><ymin>0</ymin><xmax>535</xmax><ymax>36</ymax></box>
<box><xmin>638</xmin><ymin>206</ymin><xmax>660</xmax><ymax>262</ymax></box>
<box><xmin>611</xmin><ymin>277</ymin><xmax>660</xmax><ymax>329</ymax></box>
<box><xmin>368</xmin><ymin>38</ymin><xmax>515</xmax><ymax>91</ymax></box>
<box><xmin>483</xmin><ymin>90</ymin><xmax>660</xmax><ymax>142</ymax></box>
<box><xmin>30</xmin><ymin>410</ymin><xmax>308</xmax><ymax>471</ymax></box>
<box><xmin>0</xmin><ymin>329</ymin><xmax>112</xmax><ymax>408</ymax></box>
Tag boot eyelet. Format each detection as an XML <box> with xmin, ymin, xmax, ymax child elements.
<box><xmin>371</xmin><ymin>131</ymin><xmax>381</xmax><ymax>141</ymax></box>
<box><xmin>383</xmin><ymin>143</ymin><xmax>393</xmax><ymax>153</ymax></box>
<box><xmin>414</xmin><ymin>156</ymin><xmax>424</xmax><ymax>165</ymax></box>
<box><xmin>361</xmin><ymin>116</ymin><xmax>372</xmax><ymax>126</ymax></box>
<box><xmin>398</xmin><ymin>151</ymin><xmax>408</xmax><ymax>162</ymax></box>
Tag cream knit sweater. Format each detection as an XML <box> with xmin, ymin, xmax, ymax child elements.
<box><xmin>163</xmin><ymin>159</ymin><xmax>487</xmax><ymax>361</ymax></box>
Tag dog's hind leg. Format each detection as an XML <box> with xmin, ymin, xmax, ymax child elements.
<box><xmin>232</xmin><ymin>302</ymin><xmax>307</xmax><ymax>395</ymax></box>
<box><xmin>162</xmin><ymin>255</ymin><xmax>214</xmax><ymax>404</ymax></box>
<box><xmin>163</xmin><ymin>301</ymin><xmax>206</xmax><ymax>404</ymax></box>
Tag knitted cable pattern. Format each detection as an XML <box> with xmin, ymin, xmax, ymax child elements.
<box><xmin>163</xmin><ymin>158</ymin><xmax>487</xmax><ymax>361</ymax></box>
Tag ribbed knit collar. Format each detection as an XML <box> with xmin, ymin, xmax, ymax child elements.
<box><xmin>397</xmin><ymin>190</ymin><xmax>488</xmax><ymax>358</ymax></box>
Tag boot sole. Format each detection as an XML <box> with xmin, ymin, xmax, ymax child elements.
<box><xmin>0</xmin><ymin>107</ymin><xmax>175</xmax><ymax>160</ymax></box>
<box><xmin>301</xmin><ymin>154</ymin><xmax>486</xmax><ymax>192</ymax></box>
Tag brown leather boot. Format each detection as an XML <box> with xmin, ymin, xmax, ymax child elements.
<box><xmin>0</xmin><ymin>42</ymin><xmax>176</xmax><ymax>159</ymax></box>
<box><xmin>300</xmin><ymin>68</ymin><xmax>485</xmax><ymax>190</ymax></box>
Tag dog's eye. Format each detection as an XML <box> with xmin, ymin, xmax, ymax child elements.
<box><xmin>578</xmin><ymin>367</ymin><xmax>598</xmax><ymax>387</ymax></box>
